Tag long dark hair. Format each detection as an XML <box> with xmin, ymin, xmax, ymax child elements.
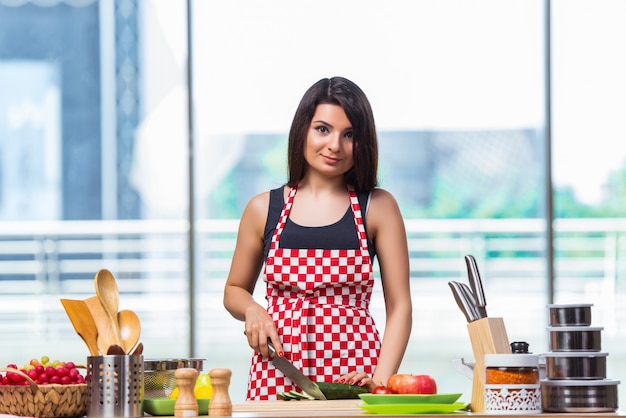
<box><xmin>286</xmin><ymin>77</ymin><xmax>378</xmax><ymax>192</ymax></box>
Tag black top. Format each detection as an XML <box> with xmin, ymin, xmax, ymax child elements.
<box><xmin>263</xmin><ymin>186</ymin><xmax>376</xmax><ymax>261</ymax></box>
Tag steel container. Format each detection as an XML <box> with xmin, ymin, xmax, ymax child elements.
<box><xmin>543</xmin><ymin>352</ymin><xmax>607</xmax><ymax>380</ymax></box>
<box><xmin>548</xmin><ymin>326</ymin><xmax>602</xmax><ymax>352</ymax></box>
<box><xmin>540</xmin><ymin>379</ymin><xmax>619</xmax><ymax>412</ymax></box>
<box><xmin>143</xmin><ymin>358</ymin><xmax>205</xmax><ymax>398</ymax></box>
<box><xmin>547</xmin><ymin>303</ymin><xmax>593</xmax><ymax>327</ymax></box>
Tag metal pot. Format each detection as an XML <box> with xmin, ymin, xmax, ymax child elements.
<box><xmin>548</xmin><ymin>326</ymin><xmax>602</xmax><ymax>352</ymax></box>
<box><xmin>547</xmin><ymin>303</ymin><xmax>592</xmax><ymax>327</ymax></box>
<box><xmin>540</xmin><ymin>379</ymin><xmax>619</xmax><ymax>412</ymax></box>
<box><xmin>543</xmin><ymin>352</ymin><xmax>607</xmax><ymax>380</ymax></box>
<box><xmin>143</xmin><ymin>358</ymin><xmax>206</xmax><ymax>398</ymax></box>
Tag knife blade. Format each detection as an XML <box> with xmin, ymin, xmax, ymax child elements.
<box><xmin>465</xmin><ymin>254</ymin><xmax>488</xmax><ymax>317</ymax></box>
<box><xmin>458</xmin><ymin>282</ymin><xmax>483</xmax><ymax>320</ymax></box>
<box><xmin>448</xmin><ymin>281</ymin><xmax>476</xmax><ymax>323</ymax></box>
<box><xmin>268</xmin><ymin>341</ymin><xmax>327</xmax><ymax>400</ymax></box>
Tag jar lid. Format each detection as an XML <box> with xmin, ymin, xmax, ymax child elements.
<box><xmin>547</xmin><ymin>326</ymin><xmax>604</xmax><ymax>331</ymax></box>
<box><xmin>540</xmin><ymin>378</ymin><xmax>620</xmax><ymax>387</ymax></box>
<box><xmin>485</xmin><ymin>353</ymin><xmax>539</xmax><ymax>367</ymax></box>
<box><xmin>546</xmin><ymin>303</ymin><xmax>593</xmax><ymax>308</ymax></box>
<box><xmin>541</xmin><ymin>351</ymin><xmax>608</xmax><ymax>358</ymax></box>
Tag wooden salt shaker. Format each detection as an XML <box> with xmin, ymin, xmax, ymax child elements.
<box><xmin>208</xmin><ymin>368</ymin><xmax>232</xmax><ymax>416</ymax></box>
<box><xmin>175</xmin><ymin>367</ymin><xmax>199</xmax><ymax>417</ymax></box>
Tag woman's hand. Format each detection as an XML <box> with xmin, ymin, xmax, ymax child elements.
<box><xmin>244</xmin><ymin>304</ymin><xmax>284</xmax><ymax>358</ymax></box>
<box><xmin>335</xmin><ymin>370</ymin><xmax>380</xmax><ymax>392</ymax></box>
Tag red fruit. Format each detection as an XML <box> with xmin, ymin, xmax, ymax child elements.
<box><xmin>387</xmin><ymin>374</ymin><xmax>410</xmax><ymax>393</ymax></box>
<box><xmin>49</xmin><ymin>375</ymin><xmax>61</xmax><ymax>384</ymax></box>
<box><xmin>56</xmin><ymin>367</ymin><xmax>68</xmax><ymax>378</ymax></box>
<box><xmin>7</xmin><ymin>372</ymin><xmax>23</xmax><ymax>384</ymax></box>
<box><xmin>372</xmin><ymin>385</ymin><xmax>397</xmax><ymax>394</ymax></box>
<box><xmin>61</xmin><ymin>376</ymin><xmax>71</xmax><ymax>385</ymax></box>
<box><xmin>35</xmin><ymin>365</ymin><xmax>44</xmax><ymax>374</ymax></box>
<box><xmin>68</xmin><ymin>368</ymin><xmax>79</xmax><ymax>381</ymax></box>
<box><xmin>45</xmin><ymin>366</ymin><xmax>56</xmax><ymax>377</ymax></box>
<box><xmin>39</xmin><ymin>373</ymin><xmax>49</xmax><ymax>383</ymax></box>
<box><xmin>65</xmin><ymin>362</ymin><xmax>75</xmax><ymax>370</ymax></box>
<box><xmin>387</xmin><ymin>374</ymin><xmax>437</xmax><ymax>394</ymax></box>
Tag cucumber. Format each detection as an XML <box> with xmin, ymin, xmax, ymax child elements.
<box><xmin>278</xmin><ymin>382</ymin><xmax>368</xmax><ymax>401</ymax></box>
<box><xmin>277</xmin><ymin>390</ymin><xmax>314</xmax><ymax>401</ymax></box>
<box><xmin>314</xmin><ymin>382</ymin><xmax>368</xmax><ymax>400</ymax></box>
<box><xmin>277</xmin><ymin>392</ymin><xmax>291</xmax><ymax>401</ymax></box>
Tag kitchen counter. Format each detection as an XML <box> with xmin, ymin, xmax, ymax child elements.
<box><xmin>229</xmin><ymin>400</ymin><xmax>625</xmax><ymax>418</ymax></box>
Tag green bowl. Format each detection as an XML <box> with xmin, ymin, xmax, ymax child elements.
<box><xmin>143</xmin><ymin>398</ymin><xmax>210</xmax><ymax>416</ymax></box>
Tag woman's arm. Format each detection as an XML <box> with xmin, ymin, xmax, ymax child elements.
<box><xmin>223</xmin><ymin>192</ymin><xmax>284</xmax><ymax>358</ymax></box>
<box><xmin>369</xmin><ymin>188</ymin><xmax>412</xmax><ymax>387</ymax></box>
<box><xmin>344</xmin><ymin>188</ymin><xmax>412</xmax><ymax>390</ymax></box>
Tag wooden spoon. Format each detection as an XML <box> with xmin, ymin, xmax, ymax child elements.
<box><xmin>118</xmin><ymin>309</ymin><xmax>141</xmax><ymax>354</ymax></box>
<box><xmin>83</xmin><ymin>295</ymin><xmax>114</xmax><ymax>355</ymax></box>
<box><xmin>106</xmin><ymin>344</ymin><xmax>126</xmax><ymax>355</ymax></box>
<box><xmin>131</xmin><ymin>342</ymin><xmax>144</xmax><ymax>356</ymax></box>
<box><xmin>59</xmin><ymin>298</ymin><xmax>99</xmax><ymax>356</ymax></box>
<box><xmin>94</xmin><ymin>268</ymin><xmax>122</xmax><ymax>347</ymax></box>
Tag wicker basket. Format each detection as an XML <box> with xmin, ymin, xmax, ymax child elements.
<box><xmin>0</xmin><ymin>368</ymin><xmax>88</xmax><ymax>418</ymax></box>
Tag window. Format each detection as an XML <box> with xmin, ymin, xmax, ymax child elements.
<box><xmin>1</xmin><ymin>0</ymin><xmax>624</xmax><ymax>404</ymax></box>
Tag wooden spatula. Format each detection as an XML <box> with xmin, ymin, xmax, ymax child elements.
<box><xmin>83</xmin><ymin>295</ymin><xmax>114</xmax><ymax>355</ymax></box>
<box><xmin>60</xmin><ymin>298</ymin><xmax>99</xmax><ymax>356</ymax></box>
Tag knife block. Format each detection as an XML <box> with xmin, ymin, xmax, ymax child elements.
<box><xmin>467</xmin><ymin>317</ymin><xmax>511</xmax><ymax>412</ymax></box>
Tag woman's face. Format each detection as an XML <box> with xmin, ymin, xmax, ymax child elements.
<box><xmin>304</xmin><ymin>103</ymin><xmax>354</xmax><ymax>178</ymax></box>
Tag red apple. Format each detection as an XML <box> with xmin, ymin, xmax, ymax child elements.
<box><xmin>387</xmin><ymin>374</ymin><xmax>437</xmax><ymax>394</ymax></box>
<box><xmin>387</xmin><ymin>373</ymin><xmax>411</xmax><ymax>393</ymax></box>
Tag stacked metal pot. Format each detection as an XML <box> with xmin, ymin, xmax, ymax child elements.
<box><xmin>540</xmin><ymin>303</ymin><xmax>620</xmax><ymax>412</ymax></box>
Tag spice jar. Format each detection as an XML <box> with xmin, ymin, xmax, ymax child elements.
<box><xmin>484</xmin><ymin>353</ymin><xmax>541</xmax><ymax>414</ymax></box>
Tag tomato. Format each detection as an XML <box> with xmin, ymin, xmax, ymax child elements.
<box><xmin>371</xmin><ymin>385</ymin><xmax>397</xmax><ymax>394</ymax></box>
<box><xmin>387</xmin><ymin>374</ymin><xmax>437</xmax><ymax>394</ymax></box>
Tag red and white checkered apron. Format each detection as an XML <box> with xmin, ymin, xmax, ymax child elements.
<box><xmin>246</xmin><ymin>184</ymin><xmax>381</xmax><ymax>400</ymax></box>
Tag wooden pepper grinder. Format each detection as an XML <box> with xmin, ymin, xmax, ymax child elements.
<box><xmin>208</xmin><ymin>368</ymin><xmax>232</xmax><ymax>416</ymax></box>
<box><xmin>175</xmin><ymin>367</ymin><xmax>199</xmax><ymax>417</ymax></box>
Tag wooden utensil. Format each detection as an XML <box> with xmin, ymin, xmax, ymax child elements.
<box><xmin>94</xmin><ymin>268</ymin><xmax>122</xmax><ymax>347</ymax></box>
<box><xmin>59</xmin><ymin>298</ymin><xmax>99</xmax><ymax>356</ymax></box>
<box><xmin>106</xmin><ymin>344</ymin><xmax>126</xmax><ymax>355</ymax></box>
<box><xmin>84</xmin><ymin>295</ymin><xmax>114</xmax><ymax>354</ymax></box>
<box><xmin>131</xmin><ymin>342</ymin><xmax>144</xmax><ymax>356</ymax></box>
<box><xmin>118</xmin><ymin>309</ymin><xmax>141</xmax><ymax>354</ymax></box>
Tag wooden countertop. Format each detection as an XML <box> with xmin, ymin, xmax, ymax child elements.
<box><xmin>229</xmin><ymin>400</ymin><xmax>624</xmax><ymax>417</ymax></box>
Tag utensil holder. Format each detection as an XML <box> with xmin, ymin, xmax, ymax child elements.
<box><xmin>467</xmin><ymin>317</ymin><xmax>511</xmax><ymax>412</ymax></box>
<box><xmin>87</xmin><ymin>355</ymin><xmax>144</xmax><ymax>417</ymax></box>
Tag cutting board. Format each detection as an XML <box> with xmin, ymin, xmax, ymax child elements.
<box><xmin>233</xmin><ymin>399</ymin><xmax>361</xmax><ymax>412</ymax></box>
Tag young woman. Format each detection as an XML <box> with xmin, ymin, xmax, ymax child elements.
<box><xmin>223</xmin><ymin>76</ymin><xmax>412</xmax><ymax>400</ymax></box>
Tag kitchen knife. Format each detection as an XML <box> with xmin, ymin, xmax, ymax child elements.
<box><xmin>448</xmin><ymin>281</ymin><xmax>476</xmax><ymax>323</ymax></box>
<box><xmin>458</xmin><ymin>282</ymin><xmax>483</xmax><ymax>321</ymax></box>
<box><xmin>268</xmin><ymin>341</ymin><xmax>327</xmax><ymax>400</ymax></box>
<box><xmin>465</xmin><ymin>254</ymin><xmax>488</xmax><ymax>317</ymax></box>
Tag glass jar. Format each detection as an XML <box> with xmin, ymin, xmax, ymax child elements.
<box><xmin>484</xmin><ymin>353</ymin><xmax>541</xmax><ymax>414</ymax></box>
<box><xmin>486</xmin><ymin>354</ymin><xmax>540</xmax><ymax>385</ymax></box>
